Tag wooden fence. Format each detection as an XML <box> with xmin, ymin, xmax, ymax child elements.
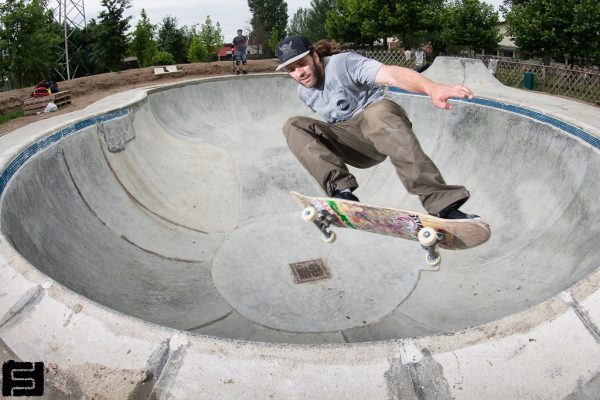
<box><xmin>358</xmin><ymin>50</ymin><xmax>600</xmax><ymax>105</ymax></box>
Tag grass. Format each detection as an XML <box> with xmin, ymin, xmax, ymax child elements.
<box><xmin>0</xmin><ymin>109</ymin><xmax>24</xmax><ymax>124</ymax></box>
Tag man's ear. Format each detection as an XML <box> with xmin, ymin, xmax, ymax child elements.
<box><xmin>311</xmin><ymin>51</ymin><xmax>322</xmax><ymax>67</ymax></box>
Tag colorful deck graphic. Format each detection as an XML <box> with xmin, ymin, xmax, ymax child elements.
<box><xmin>290</xmin><ymin>191</ymin><xmax>491</xmax><ymax>250</ymax></box>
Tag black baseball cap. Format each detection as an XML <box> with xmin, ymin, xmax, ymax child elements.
<box><xmin>275</xmin><ymin>36</ymin><xmax>313</xmax><ymax>71</ymax></box>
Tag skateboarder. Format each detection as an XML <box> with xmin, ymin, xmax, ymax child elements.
<box><xmin>275</xmin><ymin>36</ymin><xmax>478</xmax><ymax>220</ymax></box>
<box><xmin>232</xmin><ymin>29</ymin><xmax>248</xmax><ymax>75</ymax></box>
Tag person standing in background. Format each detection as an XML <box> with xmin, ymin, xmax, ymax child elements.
<box><xmin>232</xmin><ymin>29</ymin><xmax>248</xmax><ymax>75</ymax></box>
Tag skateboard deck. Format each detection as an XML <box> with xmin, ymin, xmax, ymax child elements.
<box><xmin>290</xmin><ymin>191</ymin><xmax>490</xmax><ymax>250</ymax></box>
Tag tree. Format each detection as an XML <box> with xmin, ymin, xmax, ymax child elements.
<box><xmin>267</xmin><ymin>27</ymin><xmax>285</xmax><ymax>55</ymax></box>
<box><xmin>443</xmin><ymin>0</ymin><xmax>502</xmax><ymax>55</ymax></box>
<box><xmin>355</xmin><ymin>0</ymin><xmax>403</xmax><ymax>49</ymax></box>
<box><xmin>248</xmin><ymin>0</ymin><xmax>288</xmax><ymax>55</ymax></box>
<box><xmin>288</xmin><ymin>8</ymin><xmax>311</xmax><ymax>37</ymax></box>
<box><xmin>181</xmin><ymin>24</ymin><xmax>198</xmax><ymax>61</ymax></box>
<box><xmin>392</xmin><ymin>0</ymin><xmax>446</xmax><ymax>51</ymax></box>
<box><xmin>307</xmin><ymin>0</ymin><xmax>337</xmax><ymax>42</ymax></box>
<box><xmin>129</xmin><ymin>9</ymin><xmax>157</xmax><ymax>68</ymax></box>
<box><xmin>151</xmin><ymin>50</ymin><xmax>175</xmax><ymax>65</ymax></box>
<box><xmin>501</xmin><ymin>0</ymin><xmax>533</xmax><ymax>8</ymax></box>
<box><xmin>569</xmin><ymin>0</ymin><xmax>600</xmax><ymax>63</ymax></box>
<box><xmin>505</xmin><ymin>0</ymin><xmax>600</xmax><ymax>65</ymax></box>
<box><xmin>90</xmin><ymin>0</ymin><xmax>132</xmax><ymax>72</ymax></box>
<box><xmin>188</xmin><ymin>36</ymin><xmax>209</xmax><ymax>62</ymax></box>
<box><xmin>505</xmin><ymin>0</ymin><xmax>568</xmax><ymax>63</ymax></box>
<box><xmin>325</xmin><ymin>0</ymin><xmax>374</xmax><ymax>47</ymax></box>
<box><xmin>288</xmin><ymin>0</ymin><xmax>338</xmax><ymax>43</ymax></box>
<box><xmin>0</xmin><ymin>0</ymin><xmax>61</xmax><ymax>88</ymax></box>
<box><xmin>325</xmin><ymin>0</ymin><xmax>445</xmax><ymax>49</ymax></box>
<box><xmin>58</xmin><ymin>24</ymin><xmax>95</xmax><ymax>77</ymax></box>
<box><xmin>198</xmin><ymin>16</ymin><xmax>224</xmax><ymax>59</ymax></box>
<box><xmin>157</xmin><ymin>16</ymin><xmax>187</xmax><ymax>63</ymax></box>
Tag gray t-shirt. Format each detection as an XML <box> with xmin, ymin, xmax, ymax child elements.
<box><xmin>232</xmin><ymin>35</ymin><xmax>247</xmax><ymax>52</ymax></box>
<box><xmin>297</xmin><ymin>52</ymin><xmax>384</xmax><ymax>123</ymax></box>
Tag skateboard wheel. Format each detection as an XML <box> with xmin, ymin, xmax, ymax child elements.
<box><xmin>301</xmin><ymin>206</ymin><xmax>318</xmax><ymax>222</ymax></box>
<box><xmin>425</xmin><ymin>252</ymin><xmax>441</xmax><ymax>267</ymax></box>
<box><xmin>322</xmin><ymin>231</ymin><xmax>336</xmax><ymax>244</ymax></box>
<box><xmin>418</xmin><ymin>227</ymin><xmax>438</xmax><ymax>247</ymax></box>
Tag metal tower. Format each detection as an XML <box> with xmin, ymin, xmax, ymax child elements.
<box><xmin>46</xmin><ymin>0</ymin><xmax>87</xmax><ymax>80</ymax></box>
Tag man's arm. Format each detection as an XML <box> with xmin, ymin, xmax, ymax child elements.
<box><xmin>374</xmin><ymin>65</ymin><xmax>473</xmax><ymax>110</ymax></box>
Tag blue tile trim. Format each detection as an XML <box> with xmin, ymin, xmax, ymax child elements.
<box><xmin>1</xmin><ymin>88</ymin><xmax>599</xmax><ymax>197</ymax></box>
<box><xmin>388</xmin><ymin>87</ymin><xmax>600</xmax><ymax>150</ymax></box>
<box><xmin>0</xmin><ymin>109</ymin><xmax>128</xmax><ymax>195</ymax></box>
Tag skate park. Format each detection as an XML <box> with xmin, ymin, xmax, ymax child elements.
<box><xmin>0</xmin><ymin>57</ymin><xmax>599</xmax><ymax>398</ymax></box>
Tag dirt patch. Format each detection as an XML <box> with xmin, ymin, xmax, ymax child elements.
<box><xmin>0</xmin><ymin>59</ymin><xmax>280</xmax><ymax>136</ymax></box>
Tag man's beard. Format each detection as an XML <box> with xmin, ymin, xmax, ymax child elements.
<box><xmin>300</xmin><ymin>57</ymin><xmax>323</xmax><ymax>88</ymax></box>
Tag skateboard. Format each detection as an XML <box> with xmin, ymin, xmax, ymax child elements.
<box><xmin>290</xmin><ymin>191</ymin><xmax>490</xmax><ymax>266</ymax></box>
<box><xmin>231</xmin><ymin>47</ymin><xmax>236</xmax><ymax>73</ymax></box>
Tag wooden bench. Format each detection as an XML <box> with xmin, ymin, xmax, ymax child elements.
<box><xmin>23</xmin><ymin>91</ymin><xmax>72</xmax><ymax>116</ymax></box>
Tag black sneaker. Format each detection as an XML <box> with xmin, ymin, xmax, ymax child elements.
<box><xmin>236</xmin><ymin>70</ymin><xmax>240</xmax><ymax>75</ymax></box>
<box><xmin>242</xmin><ymin>70</ymin><xmax>248</xmax><ymax>74</ymax></box>
<box><xmin>436</xmin><ymin>202</ymin><xmax>479</xmax><ymax>220</ymax></box>
<box><xmin>332</xmin><ymin>190</ymin><xmax>359</xmax><ymax>202</ymax></box>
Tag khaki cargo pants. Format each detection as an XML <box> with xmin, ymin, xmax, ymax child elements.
<box><xmin>282</xmin><ymin>99</ymin><xmax>469</xmax><ymax>214</ymax></box>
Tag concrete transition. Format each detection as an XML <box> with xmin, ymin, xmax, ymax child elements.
<box><xmin>1</xmin><ymin>57</ymin><xmax>599</xmax><ymax>399</ymax></box>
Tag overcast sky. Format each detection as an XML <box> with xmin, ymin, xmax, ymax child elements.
<box><xmin>83</xmin><ymin>0</ymin><xmax>504</xmax><ymax>43</ymax></box>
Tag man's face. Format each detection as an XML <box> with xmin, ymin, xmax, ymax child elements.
<box><xmin>282</xmin><ymin>52</ymin><xmax>323</xmax><ymax>88</ymax></box>
<box><xmin>237</xmin><ymin>31</ymin><xmax>243</xmax><ymax>36</ymax></box>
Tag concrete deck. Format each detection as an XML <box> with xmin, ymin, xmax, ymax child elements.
<box><xmin>0</xmin><ymin>57</ymin><xmax>599</xmax><ymax>398</ymax></box>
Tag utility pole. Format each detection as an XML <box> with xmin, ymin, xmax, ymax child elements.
<box><xmin>46</xmin><ymin>0</ymin><xmax>87</xmax><ymax>80</ymax></box>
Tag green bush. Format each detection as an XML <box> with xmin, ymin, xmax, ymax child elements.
<box><xmin>151</xmin><ymin>51</ymin><xmax>175</xmax><ymax>65</ymax></box>
<box><xmin>188</xmin><ymin>37</ymin><xmax>209</xmax><ymax>63</ymax></box>
<box><xmin>0</xmin><ymin>109</ymin><xmax>24</xmax><ymax>124</ymax></box>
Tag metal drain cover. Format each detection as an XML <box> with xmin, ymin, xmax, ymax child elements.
<box><xmin>289</xmin><ymin>259</ymin><xmax>331</xmax><ymax>284</ymax></box>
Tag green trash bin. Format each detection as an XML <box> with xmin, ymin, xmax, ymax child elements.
<box><xmin>523</xmin><ymin>72</ymin><xmax>535</xmax><ymax>90</ymax></box>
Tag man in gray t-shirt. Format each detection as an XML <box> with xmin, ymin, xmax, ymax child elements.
<box><xmin>232</xmin><ymin>29</ymin><xmax>248</xmax><ymax>75</ymax></box>
<box><xmin>275</xmin><ymin>36</ymin><xmax>478</xmax><ymax>219</ymax></box>
<box><xmin>297</xmin><ymin>51</ymin><xmax>385</xmax><ymax>123</ymax></box>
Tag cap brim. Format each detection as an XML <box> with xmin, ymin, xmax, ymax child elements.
<box><xmin>275</xmin><ymin>50</ymin><xmax>311</xmax><ymax>71</ymax></box>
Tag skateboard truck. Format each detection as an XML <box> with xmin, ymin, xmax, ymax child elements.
<box><xmin>417</xmin><ymin>227</ymin><xmax>442</xmax><ymax>267</ymax></box>
<box><xmin>301</xmin><ymin>207</ymin><xmax>337</xmax><ymax>244</ymax></box>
